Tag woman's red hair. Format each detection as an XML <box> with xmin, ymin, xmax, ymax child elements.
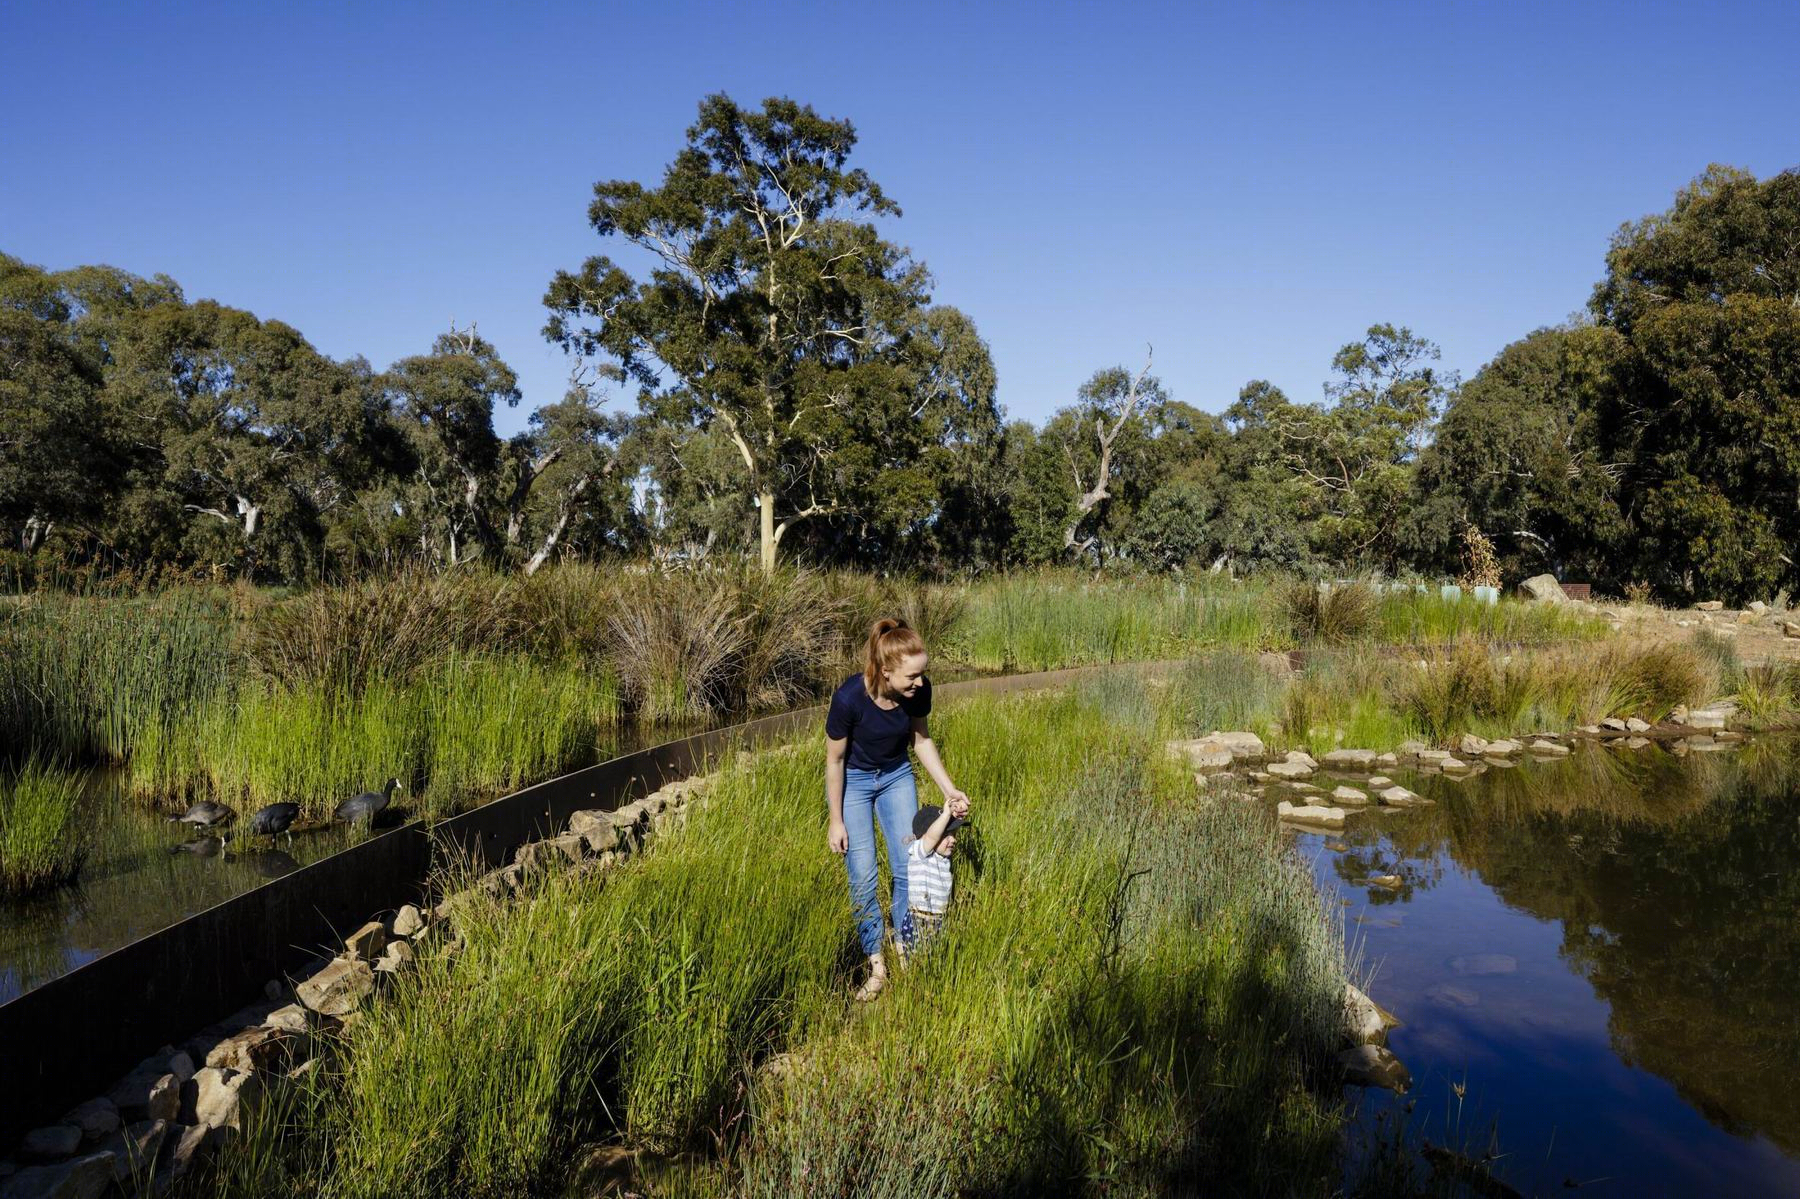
<box><xmin>863</xmin><ymin>618</ymin><xmax>926</xmax><ymax>698</ymax></box>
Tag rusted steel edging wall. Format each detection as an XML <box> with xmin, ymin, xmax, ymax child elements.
<box><xmin>0</xmin><ymin>663</ymin><xmax>1121</xmax><ymax>1143</ymax></box>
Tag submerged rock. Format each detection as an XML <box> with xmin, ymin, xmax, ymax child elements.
<box><xmin>1342</xmin><ymin>983</ymin><xmax>1401</xmax><ymax>1046</ymax></box>
<box><xmin>1322</xmin><ymin>748</ymin><xmax>1377</xmax><ymax>770</ymax></box>
<box><xmin>1528</xmin><ymin>740</ymin><xmax>1569</xmax><ymax>757</ymax></box>
<box><xmin>1276</xmin><ymin>800</ymin><xmax>1345</xmax><ymax>828</ymax></box>
<box><xmin>1378</xmin><ymin>786</ymin><xmax>1427</xmax><ymax>807</ymax></box>
<box><xmin>1266</xmin><ymin>761</ymin><xmax>1314</xmax><ymax>780</ymax></box>
<box><xmin>1483</xmin><ymin>739</ymin><xmax>1521</xmax><ymax>757</ymax></box>
<box><xmin>1331</xmin><ymin>786</ymin><xmax>1369</xmax><ymax>805</ymax></box>
<box><xmin>1338</xmin><ymin>1043</ymin><xmax>1412</xmax><ymax>1092</ymax></box>
<box><xmin>1449</xmin><ymin>953</ymin><xmax>1517</xmax><ymax>976</ymax></box>
<box><xmin>1426</xmin><ymin>983</ymin><xmax>1480</xmax><ymax>1007</ymax></box>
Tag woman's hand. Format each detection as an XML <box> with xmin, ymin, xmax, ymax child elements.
<box><xmin>944</xmin><ymin>786</ymin><xmax>970</xmax><ymax>817</ymax></box>
<box><xmin>828</xmin><ymin>818</ymin><xmax>849</xmax><ymax>855</ymax></box>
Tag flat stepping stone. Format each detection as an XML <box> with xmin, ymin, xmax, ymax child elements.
<box><xmin>1528</xmin><ymin>740</ymin><xmax>1570</xmax><ymax>757</ymax></box>
<box><xmin>1330</xmin><ymin>785</ymin><xmax>1369</xmax><ymax>804</ymax></box>
<box><xmin>1276</xmin><ymin>800</ymin><xmax>1345</xmax><ymax>828</ymax></box>
<box><xmin>1266</xmin><ymin>761</ymin><xmax>1314</xmax><ymax>779</ymax></box>
<box><xmin>1322</xmin><ymin>749</ymin><xmax>1377</xmax><ymax>769</ymax></box>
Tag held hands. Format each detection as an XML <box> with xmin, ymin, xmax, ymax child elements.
<box><xmin>828</xmin><ymin>818</ymin><xmax>849</xmax><ymax>855</ymax></box>
<box><xmin>944</xmin><ymin>787</ymin><xmax>971</xmax><ymax>818</ymax></box>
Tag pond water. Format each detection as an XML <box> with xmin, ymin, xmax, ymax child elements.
<box><xmin>1289</xmin><ymin>739</ymin><xmax>1800</xmax><ymax>1198</ymax></box>
<box><xmin>0</xmin><ymin>725</ymin><xmax>664</xmax><ymax>1005</ymax></box>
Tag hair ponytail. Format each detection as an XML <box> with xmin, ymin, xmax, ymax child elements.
<box><xmin>863</xmin><ymin>617</ymin><xmax>927</xmax><ymax>698</ymax></box>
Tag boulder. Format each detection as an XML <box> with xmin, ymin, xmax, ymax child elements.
<box><xmin>1483</xmin><ymin>739</ymin><xmax>1521</xmax><ymax>757</ymax></box>
<box><xmin>1166</xmin><ymin>739</ymin><xmax>1234</xmax><ymax>772</ymax></box>
<box><xmin>1626</xmin><ymin>717</ymin><xmax>1651</xmax><ymax>733</ymax></box>
<box><xmin>1599</xmin><ymin>717</ymin><xmax>1629</xmax><ymax>733</ymax></box>
<box><xmin>1285</xmin><ymin>750</ymin><xmax>1318</xmax><ymax>769</ymax></box>
<box><xmin>1378</xmin><ymin>786</ymin><xmax>1427</xmax><ymax>807</ymax></box>
<box><xmin>1337</xmin><ymin>1043</ymin><xmax>1412</xmax><ymax>1092</ymax></box>
<box><xmin>20</xmin><ymin>1125</ymin><xmax>81</xmax><ymax>1161</ymax></box>
<box><xmin>1784</xmin><ymin>621</ymin><xmax>1800</xmax><ymax>639</ymax></box>
<box><xmin>343</xmin><ymin>920</ymin><xmax>387</xmax><ymax>963</ymax></box>
<box><xmin>1528</xmin><ymin>740</ymin><xmax>1570</xmax><ymax>757</ymax></box>
<box><xmin>1276</xmin><ymin>800</ymin><xmax>1346</xmax><ymax>828</ymax></box>
<box><xmin>390</xmin><ymin>904</ymin><xmax>425</xmax><ymax>938</ymax></box>
<box><xmin>1321</xmin><ymin>749</ymin><xmax>1377</xmax><ymax>770</ymax></box>
<box><xmin>1748</xmin><ymin>600</ymin><xmax>1768</xmax><ymax>614</ymax></box>
<box><xmin>1438</xmin><ymin>757</ymin><xmax>1471</xmax><ymax>774</ymax></box>
<box><xmin>205</xmin><ymin>1024</ymin><xmax>294</xmax><ymax>1074</ymax></box>
<box><xmin>1696</xmin><ymin>600</ymin><xmax>1724</xmax><ymax>611</ymax></box>
<box><xmin>263</xmin><ymin>1004</ymin><xmax>312</xmax><ymax>1034</ymax></box>
<box><xmin>94</xmin><ymin>1120</ymin><xmax>165</xmax><ymax>1184</ymax></box>
<box><xmin>0</xmin><ymin>1153</ymin><xmax>115</xmax><ymax>1199</ymax></box>
<box><xmin>1331</xmin><ymin>786</ymin><xmax>1369</xmax><ymax>805</ymax></box>
<box><xmin>375</xmin><ymin>939</ymin><xmax>415</xmax><ymax>975</ymax></box>
<box><xmin>1209</xmin><ymin>731</ymin><xmax>1267</xmax><ymax>762</ymax></box>
<box><xmin>1518</xmin><ymin>574</ymin><xmax>1566</xmax><ymax>603</ymax></box>
<box><xmin>1266</xmin><ymin>761</ymin><xmax>1314</xmax><ymax>780</ymax></box>
<box><xmin>181</xmin><ymin>1067</ymin><xmax>257</xmax><ymax>1131</ymax></box>
<box><xmin>60</xmin><ymin>1099</ymin><xmax>118</xmax><ymax>1143</ymax></box>
<box><xmin>108</xmin><ymin>1070</ymin><xmax>179</xmax><ymax>1124</ymax></box>
<box><xmin>1455</xmin><ymin>734</ymin><xmax>1489</xmax><ymax>756</ymax></box>
<box><xmin>1375</xmin><ymin>752</ymin><xmax>1399</xmax><ymax>769</ymax></box>
<box><xmin>1342</xmin><ymin>983</ymin><xmax>1401</xmax><ymax>1046</ymax></box>
<box><xmin>295</xmin><ymin>956</ymin><xmax>374</xmax><ymax>1017</ymax></box>
<box><xmin>1680</xmin><ymin>708</ymin><xmax>1728</xmax><ymax>730</ymax></box>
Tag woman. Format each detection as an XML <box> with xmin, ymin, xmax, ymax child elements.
<box><xmin>825</xmin><ymin>618</ymin><xmax>969</xmax><ymax>1000</ymax></box>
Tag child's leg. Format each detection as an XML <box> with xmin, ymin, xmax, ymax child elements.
<box><xmin>840</xmin><ymin>769</ymin><xmax>884</xmax><ymax>958</ymax></box>
<box><xmin>873</xmin><ymin>763</ymin><xmax>917</xmax><ymax>932</ymax></box>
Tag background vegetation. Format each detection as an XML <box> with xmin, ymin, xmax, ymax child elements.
<box><xmin>4</xmin><ymin>96</ymin><xmax>1796</xmax><ymax>604</ymax></box>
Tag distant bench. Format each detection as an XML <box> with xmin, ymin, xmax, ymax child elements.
<box><xmin>1559</xmin><ymin>583</ymin><xmax>1592</xmax><ymax>601</ymax></box>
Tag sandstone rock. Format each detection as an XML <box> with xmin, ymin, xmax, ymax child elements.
<box><xmin>1748</xmin><ymin>600</ymin><xmax>1768</xmax><ymax>614</ymax></box>
<box><xmin>1626</xmin><ymin>717</ymin><xmax>1651</xmax><ymax>733</ymax></box>
<box><xmin>95</xmin><ymin>1120</ymin><xmax>165</xmax><ymax>1184</ymax></box>
<box><xmin>1338</xmin><ymin>1043</ymin><xmax>1412</xmax><ymax>1091</ymax></box>
<box><xmin>60</xmin><ymin>1100</ymin><xmax>117</xmax><ymax>1143</ymax></box>
<box><xmin>205</xmin><ymin>1024</ymin><xmax>293</xmax><ymax>1074</ymax></box>
<box><xmin>155</xmin><ymin>1124</ymin><xmax>229</xmax><ymax>1187</ymax></box>
<box><xmin>344</xmin><ymin>920</ymin><xmax>387</xmax><ymax>963</ymax></box>
<box><xmin>1518</xmin><ymin>574</ymin><xmax>1566</xmax><ymax>604</ymax></box>
<box><xmin>1378</xmin><ymin>786</ymin><xmax>1426</xmax><ymax>807</ymax></box>
<box><xmin>1366</xmin><ymin>775</ymin><xmax>1393</xmax><ymax>789</ymax></box>
<box><xmin>1375</xmin><ymin>752</ymin><xmax>1399</xmax><ymax>769</ymax></box>
<box><xmin>1284</xmin><ymin>781</ymin><xmax>1322</xmax><ymax>795</ymax></box>
<box><xmin>296</xmin><ymin>956</ymin><xmax>374</xmax><ymax>1017</ymax></box>
<box><xmin>547</xmin><ymin>832</ymin><xmax>589</xmax><ymax>864</ymax></box>
<box><xmin>1368</xmin><ymin>874</ymin><xmax>1403</xmax><ymax>889</ymax></box>
<box><xmin>1285</xmin><ymin>749</ymin><xmax>1318</xmax><ymax>768</ymax></box>
<box><xmin>181</xmin><ymin>1068</ymin><xmax>257</xmax><ymax>1131</ymax></box>
<box><xmin>263</xmin><ymin>1004</ymin><xmax>311</xmax><ymax>1034</ymax></box>
<box><xmin>390</xmin><ymin>903</ymin><xmax>425</xmax><ymax>938</ymax></box>
<box><xmin>1623</xmin><ymin>736</ymin><xmax>1651</xmax><ymax>749</ymax></box>
<box><xmin>1575</xmin><ymin>724</ymin><xmax>1602</xmax><ymax>736</ymax></box>
<box><xmin>1483</xmin><ymin>739</ymin><xmax>1521</xmax><ymax>756</ymax></box>
<box><xmin>1528</xmin><ymin>740</ymin><xmax>1570</xmax><ymax>757</ymax></box>
<box><xmin>1785</xmin><ymin>620</ymin><xmax>1800</xmax><ymax>639</ymax></box>
<box><xmin>1397</xmin><ymin>739</ymin><xmax>1428</xmax><ymax>757</ymax></box>
<box><xmin>165</xmin><ymin>1051</ymin><xmax>195</xmax><ymax>1084</ymax></box>
<box><xmin>1322</xmin><ymin>748</ymin><xmax>1377</xmax><ymax>770</ymax></box>
<box><xmin>1342</xmin><ymin>983</ymin><xmax>1401</xmax><ymax>1046</ymax></box>
<box><xmin>1696</xmin><ymin>600</ymin><xmax>1723</xmax><ymax>611</ymax></box>
<box><xmin>1248</xmin><ymin>771</ymin><xmax>1273</xmax><ymax>784</ymax></box>
<box><xmin>375</xmin><ymin>939</ymin><xmax>415</xmax><ymax>974</ymax></box>
<box><xmin>1331</xmin><ymin>786</ymin><xmax>1369</xmax><ymax>805</ymax></box>
<box><xmin>1680</xmin><ymin>708</ymin><xmax>1728</xmax><ymax>730</ymax></box>
<box><xmin>1209</xmin><ymin>731</ymin><xmax>1267</xmax><ymax>761</ymax></box>
<box><xmin>1438</xmin><ymin>757</ymin><xmax>1471</xmax><ymax>774</ymax></box>
<box><xmin>1266</xmin><ymin>761</ymin><xmax>1313</xmax><ymax>780</ymax></box>
<box><xmin>1456</xmin><ymin>734</ymin><xmax>1489</xmax><ymax>756</ymax></box>
<box><xmin>1166</xmin><ymin>739</ymin><xmax>1233</xmax><ymax>772</ymax></box>
<box><xmin>1276</xmin><ymin>800</ymin><xmax>1345</xmax><ymax>828</ymax></box>
<box><xmin>0</xmin><ymin>1153</ymin><xmax>115</xmax><ymax>1199</ymax></box>
<box><xmin>1416</xmin><ymin>749</ymin><xmax>1450</xmax><ymax>765</ymax></box>
<box><xmin>20</xmin><ymin>1125</ymin><xmax>81</xmax><ymax>1161</ymax></box>
<box><xmin>1599</xmin><ymin>717</ymin><xmax>1629</xmax><ymax>732</ymax></box>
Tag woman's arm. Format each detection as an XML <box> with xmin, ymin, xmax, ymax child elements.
<box><xmin>911</xmin><ymin>718</ymin><xmax>968</xmax><ymax>811</ymax></box>
<box><xmin>825</xmin><ymin>735</ymin><xmax>850</xmax><ymax>854</ymax></box>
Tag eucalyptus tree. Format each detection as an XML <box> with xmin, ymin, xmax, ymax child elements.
<box><xmin>544</xmin><ymin>93</ymin><xmax>960</xmax><ymax>571</ymax></box>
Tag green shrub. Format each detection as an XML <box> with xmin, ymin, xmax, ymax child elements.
<box><xmin>1282</xmin><ymin>580</ymin><xmax>1377</xmax><ymax>646</ymax></box>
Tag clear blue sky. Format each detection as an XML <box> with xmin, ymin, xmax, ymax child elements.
<box><xmin>5</xmin><ymin>0</ymin><xmax>1796</xmax><ymax>437</ymax></box>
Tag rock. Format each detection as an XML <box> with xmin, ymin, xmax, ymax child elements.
<box><xmin>1284</xmin><ymin>750</ymin><xmax>1318</xmax><ymax>768</ymax></box>
<box><xmin>344</xmin><ymin>920</ymin><xmax>387</xmax><ymax>963</ymax></box>
<box><xmin>1696</xmin><ymin>600</ymin><xmax>1724</xmax><ymax>611</ymax></box>
<box><xmin>390</xmin><ymin>904</ymin><xmax>425</xmax><ymax>938</ymax></box>
<box><xmin>1438</xmin><ymin>757</ymin><xmax>1471</xmax><ymax>774</ymax></box>
<box><xmin>1415</xmin><ymin>749</ymin><xmax>1450</xmax><ymax>765</ymax></box>
<box><xmin>1337</xmin><ymin>1044</ymin><xmax>1412</xmax><ymax>1092</ymax></box>
<box><xmin>1366</xmin><ymin>775</ymin><xmax>1393</xmax><ymax>789</ymax></box>
<box><xmin>1283</xmin><ymin>781</ymin><xmax>1322</xmax><ymax>795</ymax></box>
<box><xmin>1167</xmin><ymin>739</ymin><xmax>1233</xmax><ymax>772</ymax></box>
<box><xmin>1378</xmin><ymin>786</ymin><xmax>1426</xmax><ymax>807</ymax></box>
<box><xmin>1623</xmin><ymin>736</ymin><xmax>1651</xmax><ymax>749</ymax></box>
<box><xmin>1342</xmin><ymin>983</ymin><xmax>1401</xmax><ymax>1046</ymax></box>
<box><xmin>60</xmin><ymin>1100</ymin><xmax>117</xmax><ymax>1143</ymax></box>
<box><xmin>20</xmin><ymin>1125</ymin><xmax>82</xmax><ymax>1161</ymax></box>
<box><xmin>296</xmin><ymin>955</ymin><xmax>374</xmax><ymax>1017</ymax></box>
<box><xmin>1748</xmin><ymin>600</ymin><xmax>1768</xmax><ymax>614</ymax></box>
<box><xmin>165</xmin><ymin>1051</ymin><xmax>194</xmax><ymax>1084</ymax></box>
<box><xmin>94</xmin><ymin>1120</ymin><xmax>165</xmax><ymax>1184</ymax></box>
<box><xmin>205</xmin><ymin>1024</ymin><xmax>293</xmax><ymax>1074</ymax></box>
<box><xmin>1266</xmin><ymin>761</ymin><xmax>1313</xmax><ymax>780</ymax></box>
<box><xmin>1483</xmin><ymin>739</ymin><xmax>1521</xmax><ymax>757</ymax></box>
<box><xmin>1397</xmin><ymin>739</ymin><xmax>1428</xmax><ymax>757</ymax></box>
<box><xmin>1680</xmin><ymin>708</ymin><xmax>1728</xmax><ymax>730</ymax></box>
<box><xmin>1321</xmin><ymin>749</ymin><xmax>1377</xmax><ymax>770</ymax></box>
<box><xmin>1626</xmin><ymin>717</ymin><xmax>1651</xmax><ymax>733</ymax></box>
<box><xmin>1785</xmin><ymin>621</ymin><xmax>1800</xmax><ymax>639</ymax></box>
<box><xmin>1324</xmin><ymin>839</ymin><xmax>1349</xmax><ymax>852</ymax></box>
<box><xmin>546</xmin><ymin>832</ymin><xmax>589</xmax><ymax>865</ymax></box>
<box><xmin>1528</xmin><ymin>740</ymin><xmax>1569</xmax><ymax>757</ymax></box>
<box><xmin>1686</xmin><ymin>735</ymin><xmax>1725</xmax><ymax>751</ymax></box>
<box><xmin>1456</xmin><ymin>734</ymin><xmax>1489</xmax><ymax>756</ymax></box>
<box><xmin>1426</xmin><ymin>983</ymin><xmax>1480</xmax><ymax>1007</ymax></box>
<box><xmin>1209</xmin><ymin>731</ymin><xmax>1267</xmax><ymax>762</ymax></box>
<box><xmin>1599</xmin><ymin>717</ymin><xmax>1629</xmax><ymax>732</ymax></box>
<box><xmin>181</xmin><ymin>1067</ymin><xmax>257</xmax><ymax>1131</ymax></box>
<box><xmin>1331</xmin><ymin>786</ymin><xmax>1369</xmax><ymax>805</ymax></box>
<box><xmin>0</xmin><ymin>1153</ymin><xmax>115</xmax><ymax>1199</ymax></box>
<box><xmin>263</xmin><ymin>1003</ymin><xmax>311</xmax><ymax>1034</ymax></box>
<box><xmin>375</xmin><ymin>939</ymin><xmax>415</xmax><ymax>974</ymax></box>
<box><xmin>155</xmin><ymin>1124</ymin><xmax>229</xmax><ymax>1187</ymax></box>
<box><xmin>1248</xmin><ymin>771</ymin><xmax>1273</xmax><ymax>783</ymax></box>
<box><xmin>1368</xmin><ymin>874</ymin><xmax>1403</xmax><ymax>890</ymax></box>
<box><xmin>1375</xmin><ymin>752</ymin><xmax>1399</xmax><ymax>769</ymax></box>
<box><xmin>1276</xmin><ymin>800</ymin><xmax>1346</xmax><ymax>828</ymax></box>
<box><xmin>1518</xmin><ymin>574</ymin><xmax>1566</xmax><ymax>603</ymax></box>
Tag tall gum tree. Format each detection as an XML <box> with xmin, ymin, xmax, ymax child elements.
<box><xmin>542</xmin><ymin>94</ymin><xmax>936</xmax><ymax>571</ymax></box>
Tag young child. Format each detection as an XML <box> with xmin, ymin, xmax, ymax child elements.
<box><xmin>899</xmin><ymin>798</ymin><xmax>968</xmax><ymax>953</ymax></box>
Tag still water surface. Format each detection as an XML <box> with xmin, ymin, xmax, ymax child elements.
<box><xmin>1294</xmin><ymin>739</ymin><xmax>1800</xmax><ymax>1197</ymax></box>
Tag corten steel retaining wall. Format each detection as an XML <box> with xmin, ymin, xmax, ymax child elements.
<box><xmin>0</xmin><ymin>664</ymin><xmax>1117</xmax><ymax>1145</ymax></box>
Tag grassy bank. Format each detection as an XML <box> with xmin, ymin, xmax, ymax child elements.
<box><xmin>194</xmin><ymin>685</ymin><xmax>1349</xmax><ymax>1198</ymax></box>
<box><xmin>0</xmin><ymin>759</ymin><xmax>87</xmax><ymax>897</ymax></box>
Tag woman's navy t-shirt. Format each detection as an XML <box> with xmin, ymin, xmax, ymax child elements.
<box><xmin>825</xmin><ymin>673</ymin><xmax>932</xmax><ymax>771</ymax></box>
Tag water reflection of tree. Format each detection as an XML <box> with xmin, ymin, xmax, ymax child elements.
<box><xmin>1390</xmin><ymin>742</ymin><xmax>1800</xmax><ymax>1156</ymax></box>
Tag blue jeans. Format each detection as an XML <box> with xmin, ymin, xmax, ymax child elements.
<box><xmin>842</xmin><ymin>761</ymin><xmax>917</xmax><ymax>955</ymax></box>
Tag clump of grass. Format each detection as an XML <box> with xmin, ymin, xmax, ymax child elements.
<box><xmin>1689</xmin><ymin>628</ymin><xmax>1742</xmax><ymax>696</ymax></box>
<box><xmin>1733</xmin><ymin>663</ymin><xmax>1798</xmax><ymax>726</ymax></box>
<box><xmin>1180</xmin><ymin>648</ymin><xmax>1286</xmax><ymax>735</ymax></box>
<box><xmin>1283</xmin><ymin>580</ymin><xmax>1377</xmax><ymax>645</ymax></box>
<box><xmin>0</xmin><ymin>759</ymin><xmax>88</xmax><ymax>896</ymax></box>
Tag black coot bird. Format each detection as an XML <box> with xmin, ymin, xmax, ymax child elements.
<box><xmin>244</xmin><ymin>802</ymin><xmax>301</xmax><ymax>846</ymax></box>
<box><xmin>335</xmin><ymin>778</ymin><xmax>402</xmax><ymax>826</ymax></box>
<box><xmin>170</xmin><ymin>801</ymin><xmax>236</xmax><ymax>833</ymax></box>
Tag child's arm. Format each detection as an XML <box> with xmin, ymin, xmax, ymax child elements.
<box><xmin>913</xmin><ymin>804</ymin><xmax>955</xmax><ymax>856</ymax></box>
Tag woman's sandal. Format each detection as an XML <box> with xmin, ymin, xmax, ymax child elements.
<box><xmin>853</xmin><ymin>954</ymin><xmax>888</xmax><ymax>1002</ymax></box>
